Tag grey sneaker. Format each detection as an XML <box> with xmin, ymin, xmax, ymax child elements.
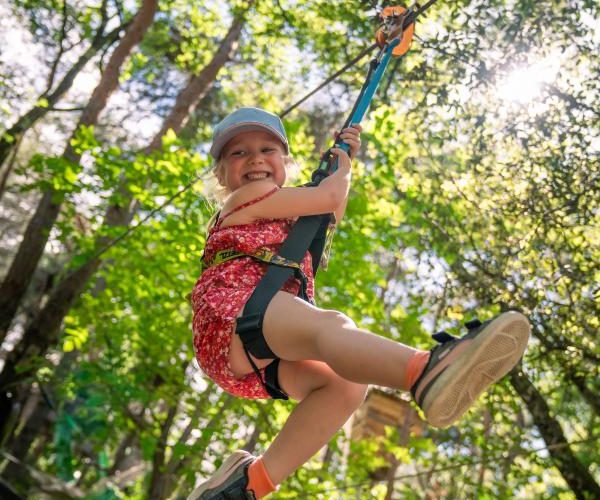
<box><xmin>411</xmin><ymin>311</ymin><xmax>530</xmax><ymax>428</ymax></box>
<box><xmin>188</xmin><ymin>450</ymin><xmax>257</xmax><ymax>500</ymax></box>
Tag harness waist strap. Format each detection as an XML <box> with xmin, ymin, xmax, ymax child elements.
<box><xmin>202</xmin><ymin>247</ymin><xmax>303</xmax><ymax>272</ymax></box>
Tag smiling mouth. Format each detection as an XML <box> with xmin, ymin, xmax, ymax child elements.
<box><xmin>245</xmin><ymin>172</ymin><xmax>270</xmax><ymax>180</ymax></box>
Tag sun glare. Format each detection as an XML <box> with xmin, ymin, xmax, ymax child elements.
<box><xmin>496</xmin><ymin>58</ymin><xmax>559</xmax><ymax>103</ymax></box>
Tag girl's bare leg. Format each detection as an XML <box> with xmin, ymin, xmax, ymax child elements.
<box><xmin>228</xmin><ymin>292</ymin><xmax>528</xmax><ymax>488</ymax></box>
<box><xmin>261</xmin><ymin>360</ymin><xmax>367</xmax><ymax>485</ymax></box>
<box><xmin>227</xmin><ymin>292</ymin><xmax>424</xmax><ymax>486</ymax></box>
<box><xmin>263</xmin><ymin>291</ymin><xmax>421</xmax><ymax>390</ymax></box>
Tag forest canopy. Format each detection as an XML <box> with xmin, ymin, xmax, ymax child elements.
<box><xmin>0</xmin><ymin>0</ymin><xmax>598</xmax><ymax>498</ymax></box>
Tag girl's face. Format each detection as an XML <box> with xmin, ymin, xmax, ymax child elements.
<box><xmin>217</xmin><ymin>130</ymin><xmax>287</xmax><ymax>192</ymax></box>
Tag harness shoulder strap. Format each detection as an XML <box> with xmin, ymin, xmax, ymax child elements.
<box><xmin>236</xmin><ymin>212</ymin><xmax>331</xmax><ymax>400</ymax></box>
<box><xmin>236</xmin><ymin>214</ymin><xmax>330</xmax><ymax>352</ymax></box>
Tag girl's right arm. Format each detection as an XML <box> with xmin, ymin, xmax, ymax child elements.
<box><xmin>239</xmin><ymin>147</ymin><xmax>352</xmax><ymax>221</ymax></box>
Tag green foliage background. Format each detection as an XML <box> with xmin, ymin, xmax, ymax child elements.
<box><xmin>0</xmin><ymin>0</ymin><xmax>597</xmax><ymax>498</ymax></box>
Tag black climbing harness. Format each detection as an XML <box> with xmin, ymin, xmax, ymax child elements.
<box><xmin>203</xmin><ymin>2</ymin><xmax>440</xmax><ymax>400</ymax></box>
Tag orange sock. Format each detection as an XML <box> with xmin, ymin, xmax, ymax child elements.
<box><xmin>405</xmin><ymin>350</ymin><xmax>430</xmax><ymax>389</ymax></box>
<box><xmin>247</xmin><ymin>457</ymin><xmax>276</xmax><ymax>499</ymax></box>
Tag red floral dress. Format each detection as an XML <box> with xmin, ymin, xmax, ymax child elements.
<box><xmin>191</xmin><ymin>188</ymin><xmax>315</xmax><ymax>399</ymax></box>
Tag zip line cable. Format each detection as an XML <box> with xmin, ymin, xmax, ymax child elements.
<box><xmin>294</xmin><ymin>436</ymin><xmax>600</xmax><ymax>498</ymax></box>
<box><xmin>279</xmin><ymin>43</ymin><xmax>379</xmax><ymax>118</ymax></box>
<box><xmin>283</xmin><ymin>0</ymin><xmax>440</xmax><ymax>119</ymax></box>
<box><xmin>66</xmin><ymin>170</ymin><xmax>212</xmax><ymax>272</ymax></box>
<box><xmin>67</xmin><ymin>1</ymin><xmax>441</xmax><ymax>273</ymax></box>
<box><xmin>67</xmin><ymin>41</ymin><xmax>380</xmax><ymax>271</ymax></box>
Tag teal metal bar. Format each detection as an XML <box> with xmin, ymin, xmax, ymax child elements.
<box><xmin>319</xmin><ymin>38</ymin><xmax>400</xmax><ymax>174</ymax></box>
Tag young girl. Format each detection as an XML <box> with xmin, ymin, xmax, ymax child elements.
<box><xmin>189</xmin><ymin>107</ymin><xmax>530</xmax><ymax>499</ymax></box>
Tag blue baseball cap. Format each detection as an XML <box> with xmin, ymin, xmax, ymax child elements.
<box><xmin>210</xmin><ymin>107</ymin><xmax>289</xmax><ymax>159</ymax></box>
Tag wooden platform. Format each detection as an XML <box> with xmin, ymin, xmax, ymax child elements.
<box><xmin>351</xmin><ymin>388</ymin><xmax>426</xmax><ymax>442</ymax></box>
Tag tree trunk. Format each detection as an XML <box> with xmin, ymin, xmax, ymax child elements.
<box><xmin>0</xmin><ymin>0</ymin><xmax>159</xmax><ymax>342</ymax></box>
<box><xmin>567</xmin><ymin>370</ymin><xmax>600</xmax><ymax>416</ymax></box>
<box><xmin>0</xmin><ymin>258</ymin><xmax>101</xmax><ymax>439</ymax></box>
<box><xmin>147</xmin><ymin>404</ymin><xmax>178</xmax><ymax>500</ymax></box>
<box><xmin>0</xmin><ymin>190</ymin><xmax>63</xmax><ymax>340</ymax></box>
<box><xmin>0</xmin><ymin>7</ymin><xmax>247</xmax><ymax>440</ymax></box>
<box><xmin>108</xmin><ymin>431</ymin><xmax>138</xmax><ymax>476</ymax></box>
<box><xmin>0</xmin><ymin>386</ymin><xmax>51</xmax><ymax>490</ymax></box>
<box><xmin>167</xmin><ymin>394</ymin><xmax>234</xmax><ymax>498</ymax></box>
<box><xmin>0</xmin><ymin>18</ymin><xmax>123</xmax><ymax>169</ymax></box>
<box><xmin>145</xmin><ymin>12</ymin><xmax>247</xmax><ymax>153</ymax></box>
<box><xmin>242</xmin><ymin>424</ymin><xmax>261</xmax><ymax>455</ymax></box>
<box><xmin>0</xmin><ymin>134</ymin><xmax>24</xmax><ymax>202</ymax></box>
<box><xmin>509</xmin><ymin>368</ymin><xmax>600</xmax><ymax>499</ymax></box>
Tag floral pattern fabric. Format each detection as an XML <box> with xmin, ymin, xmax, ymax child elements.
<box><xmin>191</xmin><ymin>189</ymin><xmax>315</xmax><ymax>399</ymax></box>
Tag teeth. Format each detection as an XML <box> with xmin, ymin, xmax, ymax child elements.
<box><xmin>246</xmin><ymin>172</ymin><xmax>269</xmax><ymax>180</ymax></box>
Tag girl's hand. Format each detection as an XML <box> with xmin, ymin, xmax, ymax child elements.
<box><xmin>329</xmin><ymin>147</ymin><xmax>352</xmax><ymax>174</ymax></box>
<box><xmin>336</xmin><ymin>124</ymin><xmax>362</xmax><ymax>160</ymax></box>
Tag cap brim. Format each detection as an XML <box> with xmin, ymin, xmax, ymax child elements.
<box><xmin>210</xmin><ymin>122</ymin><xmax>289</xmax><ymax>159</ymax></box>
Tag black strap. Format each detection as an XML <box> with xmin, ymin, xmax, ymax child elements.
<box><xmin>240</xmin><ymin>213</ymin><xmax>329</xmax><ymax>321</ymax></box>
<box><xmin>432</xmin><ymin>331</ymin><xmax>456</xmax><ymax>343</ymax></box>
<box><xmin>307</xmin><ymin>212</ymin><xmax>333</xmax><ymax>276</ymax></box>
<box><xmin>243</xmin><ymin>348</ymin><xmax>288</xmax><ymax>400</ymax></box>
<box><xmin>465</xmin><ymin>318</ymin><xmax>483</xmax><ymax>330</ymax></box>
<box><xmin>223</xmin><ymin>487</ymin><xmax>254</xmax><ymax>500</ymax></box>
<box><xmin>224</xmin><ymin>0</ymin><xmax>443</xmax><ymax>400</ymax></box>
<box><xmin>235</xmin><ymin>165</ymin><xmax>335</xmax><ymax>403</ymax></box>
<box><xmin>264</xmin><ymin>359</ymin><xmax>286</xmax><ymax>399</ymax></box>
<box><xmin>236</xmin><ymin>214</ymin><xmax>330</xmax><ymax>366</ymax></box>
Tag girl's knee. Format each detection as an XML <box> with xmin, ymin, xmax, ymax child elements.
<box><xmin>319</xmin><ymin>309</ymin><xmax>356</xmax><ymax>330</ymax></box>
<box><xmin>281</xmin><ymin>361</ymin><xmax>366</xmax><ymax>407</ymax></box>
<box><xmin>323</xmin><ymin>371</ymin><xmax>367</xmax><ymax>411</ymax></box>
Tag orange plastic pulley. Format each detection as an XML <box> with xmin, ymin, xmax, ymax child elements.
<box><xmin>375</xmin><ymin>5</ymin><xmax>415</xmax><ymax>57</ymax></box>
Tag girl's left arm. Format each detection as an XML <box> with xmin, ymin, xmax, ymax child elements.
<box><xmin>332</xmin><ymin>125</ymin><xmax>361</xmax><ymax>224</ymax></box>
